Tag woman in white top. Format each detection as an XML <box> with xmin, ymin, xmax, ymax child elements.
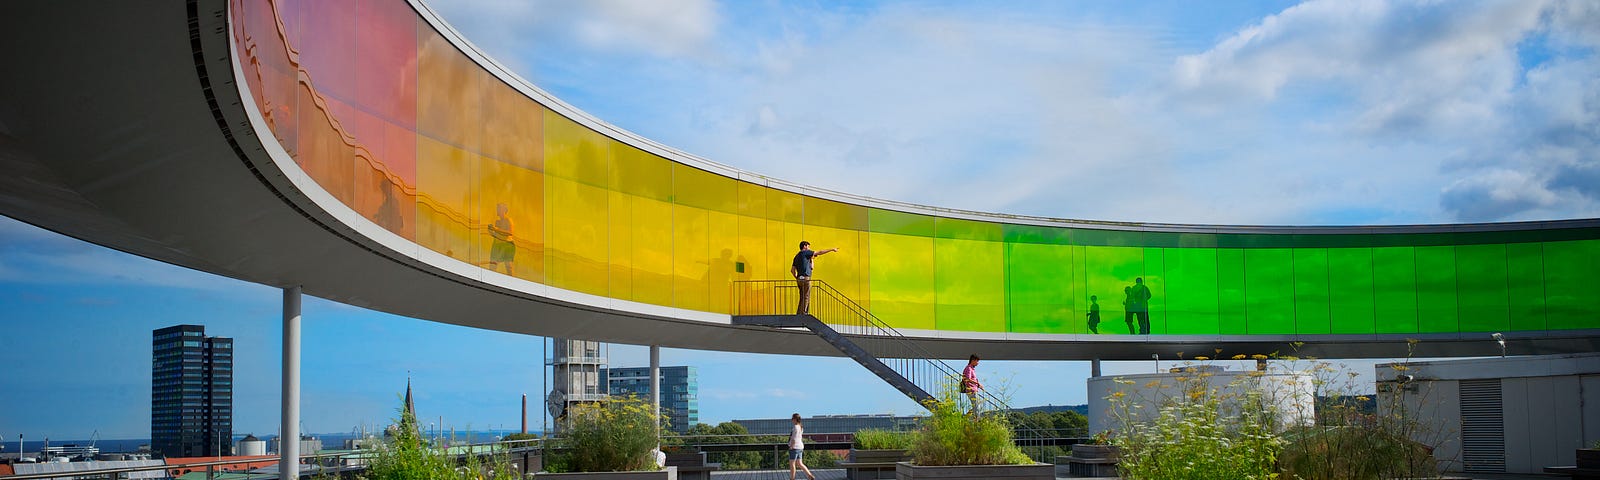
<box><xmin>789</xmin><ymin>413</ymin><xmax>815</xmax><ymax>480</ymax></box>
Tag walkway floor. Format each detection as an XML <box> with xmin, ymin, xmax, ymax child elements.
<box><xmin>709</xmin><ymin>469</ymin><xmax>847</xmax><ymax>480</ymax></box>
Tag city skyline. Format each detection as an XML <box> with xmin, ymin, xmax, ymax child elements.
<box><xmin>3</xmin><ymin>0</ymin><xmax>1595</xmax><ymax>441</ymax></box>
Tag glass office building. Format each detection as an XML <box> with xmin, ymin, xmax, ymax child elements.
<box><xmin>151</xmin><ymin>325</ymin><xmax>233</xmax><ymax>458</ymax></box>
<box><xmin>604</xmin><ymin>366</ymin><xmax>699</xmax><ymax>433</ymax></box>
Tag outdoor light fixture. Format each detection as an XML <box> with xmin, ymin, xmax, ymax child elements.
<box><xmin>1152</xmin><ymin>353</ymin><xmax>1160</xmax><ymax>373</ymax></box>
<box><xmin>1492</xmin><ymin>332</ymin><xmax>1506</xmax><ymax>358</ymax></box>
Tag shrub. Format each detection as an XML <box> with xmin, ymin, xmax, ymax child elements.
<box><xmin>363</xmin><ymin>397</ymin><xmax>520</xmax><ymax>480</ymax></box>
<box><xmin>1108</xmin><ymin>368</ymin><xmax>1283</xmax><ymax>480</ymax></box>
<box><xmin>1278</xmin><ymin>425</ymin><xmax>1436</xmax><ymax>480</ymax></box>
<box><xmin>853</xmin><ymin>428</ymin><xmax>914</xmax><ymax>450</ymax></box>
<box><xmin>910</xmin><ymin>387</ymin><xmax>1033</xmax><ymax>466</ymax></box>
<box><xmin>544</xmin><ymin>396</ymin><xmax>664</xmax><ymax>473</ymax></box>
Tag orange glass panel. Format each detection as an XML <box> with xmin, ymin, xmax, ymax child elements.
<box><xmin>415</xmin><ymin>135</ymin><xmax>479</xmax><ymax>265</ymax></box>
<box><xmin>481</xmin><ymin>78</ymin><xmax>543</xmax><ymax>171</ymax></box>
<box><xmin>416</xmin><ymin>25</ymin><xmax>480</xmax><ymax>152</ymax></box>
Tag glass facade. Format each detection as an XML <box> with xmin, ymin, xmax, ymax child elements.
<box><xmin>603</xmin><ymin>366</ymin><xmax>699</xmax><ymax>434</ymax></box>
<box><xmin>151</xmin><ymin>325</ymin><xmax>232</xmax><ymax>458</ymax></box>
<box><xmin>231</xmin><ymin>1</ymin><xmax>1600</xmax><ymax>338</ymax></box>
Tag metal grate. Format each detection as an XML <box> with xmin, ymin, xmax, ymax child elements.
<box><xmin>1459</xmin><ymin>379</ymin><xmax>1505</xmax><ymax>473</ymax></box>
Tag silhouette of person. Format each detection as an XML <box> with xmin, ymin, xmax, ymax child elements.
<box><xmin>1122</xmin><ymin>286</ymin><xmax>1136</xmax><ymax>334</ymax></box>
<box><xmin>487</xmin><ymin>202</ymin><xmax>516</xmax><ymax>276</ymax></box>
<box><xmin>373</xmin><ymin>180</ymin><xmax>402</xmax><ymax>231</ymax></box>
<box><xmin>1129</xmin><ymin>277</ymin><xmax>1152</xmax><ymax>334</ymax></box>
<box><xmin>790</xmin><ymin>241</ymin><xmax>838</xmax><ymax>315</ymax></box>
<box><xmin>1086</xmin><ymin>295</ymin><xmax>1101</xmax><ymax>334</ymax></box>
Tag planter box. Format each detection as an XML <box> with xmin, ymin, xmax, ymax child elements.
<box><xmin>850</xmin><ymin>449</ymin><xmax>911</xmax><ymax>463</ymax></box>
<box><xmin>534</xmin><ymin>467</ymin><xmax>677</xmax><ymax>480</ymax></box>
<box><xmin>894</xmin><ymin>462</ymin><xmax>1052</xmax><ymax>480</ymax></box>
<box><xmin>1070</xmin><ymin>444</ymin><xmax>1120</xmax><ymax>460</ymax></box>
<box><xmin>1579</xmin><ymin>448</ymin><xmax>1600</xmax><ymax>469</ymax></box>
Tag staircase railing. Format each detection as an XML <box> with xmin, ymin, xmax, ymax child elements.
<box><xmin>731</xmin><ymin>279</ymin><xmax>1062</xmax><ymax>461</ymax></box>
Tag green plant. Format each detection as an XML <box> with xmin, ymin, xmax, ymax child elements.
<box><xmin>363</xmin><ymin>396</ymin><xmax>520</xmax><ymax>480</ymax></box>
<box><xmin>910</xmin><ymin>386</ymin><xmax>1033</xmax><ymax>466</ymax></box>
<box><xmin>1107</xmin><ymin>363</ymin><xmax>1283</xmax><ymax>480</ymax></box>
<box><xmin>853</xmin><ymin>428</ymin><xmax>915</xmax><ymax>450</ymax></box>
<box><xmin>544</xmin><ymin>396</ymin><xmax>665</xmax><ymax>473</ymax></box>
<box><xmin>1273</xmin><ymin>342</ymin><xmax>1441</xmax><ymax>479</ymax></box>
<box><xmin>1088</xmin><ymin>430</ymin><xmax>1112</xmax><ymax>445</ymax></box>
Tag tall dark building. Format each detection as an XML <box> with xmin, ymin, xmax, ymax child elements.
<box><xmin>152</xmin><ymin>325</ymin><xmax>233</xmax><ymax>458</ymax></box>
<box><xmin>603</xmin><ymin>366</ymin><xmax>697</xmax><ymax>433</ymax></box>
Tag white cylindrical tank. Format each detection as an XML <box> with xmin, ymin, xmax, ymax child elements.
<box><xmin>237</xmin><ymin>434</ymin><xmax>267</xmax><ymax>456</ymax></box>
<box><xmin>1087</xmin><ymin>366</ymin><xmax>1315</xmax><ymax>435</ymax></box>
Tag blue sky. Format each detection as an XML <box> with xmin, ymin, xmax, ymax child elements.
<box><xmin>2</xmin><ymin>0</ymin><xmax>1597</xmax><ymax>441</ymax></box>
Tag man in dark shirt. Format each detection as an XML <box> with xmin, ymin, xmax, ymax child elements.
<box><xmin>790</xmin><ymin>241</ymin><xmax>838</xmax><ymax>315</ymax></box>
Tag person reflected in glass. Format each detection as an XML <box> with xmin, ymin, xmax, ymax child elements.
<box><xmin>790</xmin><ymin>241</ymin><xmax>838</xmax><ymax>316</ymax></box>
<box><xmin>788</xmin><ymin>413</ymin><xmax>816</xmax><ymax>480</ymax></box>
<box><xmin>1086</xmin><ymin>295</ymin><xmax>1101</xmax><ymax>334</ymax></box>
<box><xmin>961</xmin><ymin>354</ymin><xmax>984</xmax><ymax>413</ymax></box>
<box><xmin>373</xmin><ymin>179</ymin><xmax>402</xmax><ymax>231</ymax></box>
<box><xmin>1122</xmin><ymin>286</ymin><xmax>1136</xmax><ymax>334</ymax></box>
<box><xmin>1129</xmin><ymin>277</ymin><xmax>1152</xmax><ymax>334</ymax></box>
<box><xmin>487</xmin><ymin>202</ymin><xmax>516</xmax><ymax>276</ymax></box>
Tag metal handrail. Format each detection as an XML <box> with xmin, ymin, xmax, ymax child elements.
<box><xmin>732</xmin><ymin>279</ymin><xmax>1060</xmax><ymax>460</ymax></box>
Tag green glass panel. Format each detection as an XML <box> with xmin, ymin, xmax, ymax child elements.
<box><xmin>1454</xmin><ymin>244</ymin><xmax>1509</xmax><ymax>333</ymax></box>
<box><xmin>1328</xmin><ymin>248</ymin><xmax>1376</xmax><ymax>334</ymax></box>
<box><xmin>1414</xmin><ymin>246</ymin><xmax>1459</xmax><ymax>333</ymax></box>
<box><xmin>1372</xmin><ymin>247</ymin><xmax>1419</xmax><ymax>334</ymax></box>
<box><xmin>1505</xmin><ymin>243</ymin><xmax>1546</xmax><ymax>332</ymax></box>
<box><xmin>1293</xmin><ymin>249</ymin><xmax>1331</xmax><ymax>335</ymax></box>
<box><xmin>1164</xmin><ymin>248</ymin><xmax>1220</xmax><ymax>335</ymax></box>
<box><xmin>935</xmin><ymin>217</ymin><xmax>1003</xmax><ymax>241</ymax></box>
<box><xmin>1544</xmin><ymin>239</ymin><xmax>1600</xmax><ymax>330</ymax></box>
<box><xmin>868</xmin><ymin>208</ymin><xmax>934</xmax><ymax>237</ymax></box>
<box><xmin>868</xmin><ymin>232</ymin><xmax>936</xmax><ymax>330</ymax></box>
<box><xmin>1244</xmin><ymin>249</ymin><xmax>1295</xmax><ymax>334</ymax></box>
<box><xmin>1082</xmin><ymin>246</ymin><xmax>1145</xmax><ymax>335</ymax></box>
<box><xmin>1217</xmin><ymin>249</ymin><xmax>1247</xmax><ymax>334</ymax></box>
<box><xmin>934</xmin><ymin>238</ymin><xmax>1006</xmax><ymax>332</ymax></box>
<box><xmin>1142</xmin><ymin>248</ymin><xmax>1167</xmax><ymax>334</ymax></box>
<box><xmin>1003</xmin><ymin>223</ymin><xmax>1072</xmax><ymax>245</ymax></box>
<box><xmin>1005</xmin><ymin>242</ymin><xmax>1077</xmax><ymax>333</ymax></box>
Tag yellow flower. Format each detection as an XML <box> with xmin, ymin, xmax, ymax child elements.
<box><xmin>1232</xmin><ymin>354</ymin><xmax>1247</xmax><ymax>360</ymax></box>
<box><xmin>1251</xmin><ymin>354</ymin><xmax>1269</xmax><ymax>360</ymax></box>
<box><xmin>1194</xmin><ymin>356</ymin><xmax>1210</xmax><ymax>361</ymax></box>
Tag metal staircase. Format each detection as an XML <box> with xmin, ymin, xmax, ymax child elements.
<box><xmin>731</xmin><ymin>279</ymin><xmax>1062</xmax><ymax>458</ymax></box>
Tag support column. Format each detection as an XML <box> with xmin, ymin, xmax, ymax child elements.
<box><xmin>1091</xmin><ymin>358</ymin><xmax>1101</xmax><ymax>378</ymax></box>
<box><xmin>281</xmin><ymin>286</ymin><xmax>301</xmax><ymax>480</ymax></box>
<box><xmin>649</xmin><ymin>345</ymin><xmax>661</xmax><ymax>436</ymax></box>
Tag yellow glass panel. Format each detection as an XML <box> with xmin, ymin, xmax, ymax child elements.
<box><xmin>805</xmin><ymin>225</ymin><xmax>866</xmax><ymax>304</ymax></box>
<box><xmin>735</xmin><ymin>181</ymin><xmax>769</xmax><ymax>281</ymax></box>
<box><xmin>935</xmin><ymin>237</ymin><xmax>1007</xmax><ymax>332</ymax></box>
<box><xmin>673</xmin><ymin>205</ymin><xmax>710</xmax><ymax>310</ymax></box>
<box><xmin>630</xmin><ymin>196</ymin><xmax>675</xmax><ymax>306</ymax></box>
<box><xmin>707</xmin><ymin>211</ymin><xmax>740</xmax><ymax>313</ymax></box>
<box><xmin>608</xmin><ymin>190</ymin><xmax>635</xmax><ymax>301</ymax></box>
<box><xmin>544</xmin><ymin>176</ymin><xmax>609</xmax><ymax>296</ymax></box>
<box><xmin>869</xmin><ymin>232</ymin><xmax>936</xmax><ymax>330</ymax></box>
<box><xmin>415</xmin><ymin>135</ymin><xmax>478</xmax><ymax>265</ymax></box>
<box><xmin>676</xmin><ymin>165</ymin><xmax>738</xmax><ymax>214</ymax></box>
<box><xmin>542</xmin><ymin>111</ymin><xmax>609</xmax><ymax>187</ymax></box>
<box><xmin>610</xmin><ymin>143</ymin><xmax>672</xmax><ymax>201</ymax></box>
